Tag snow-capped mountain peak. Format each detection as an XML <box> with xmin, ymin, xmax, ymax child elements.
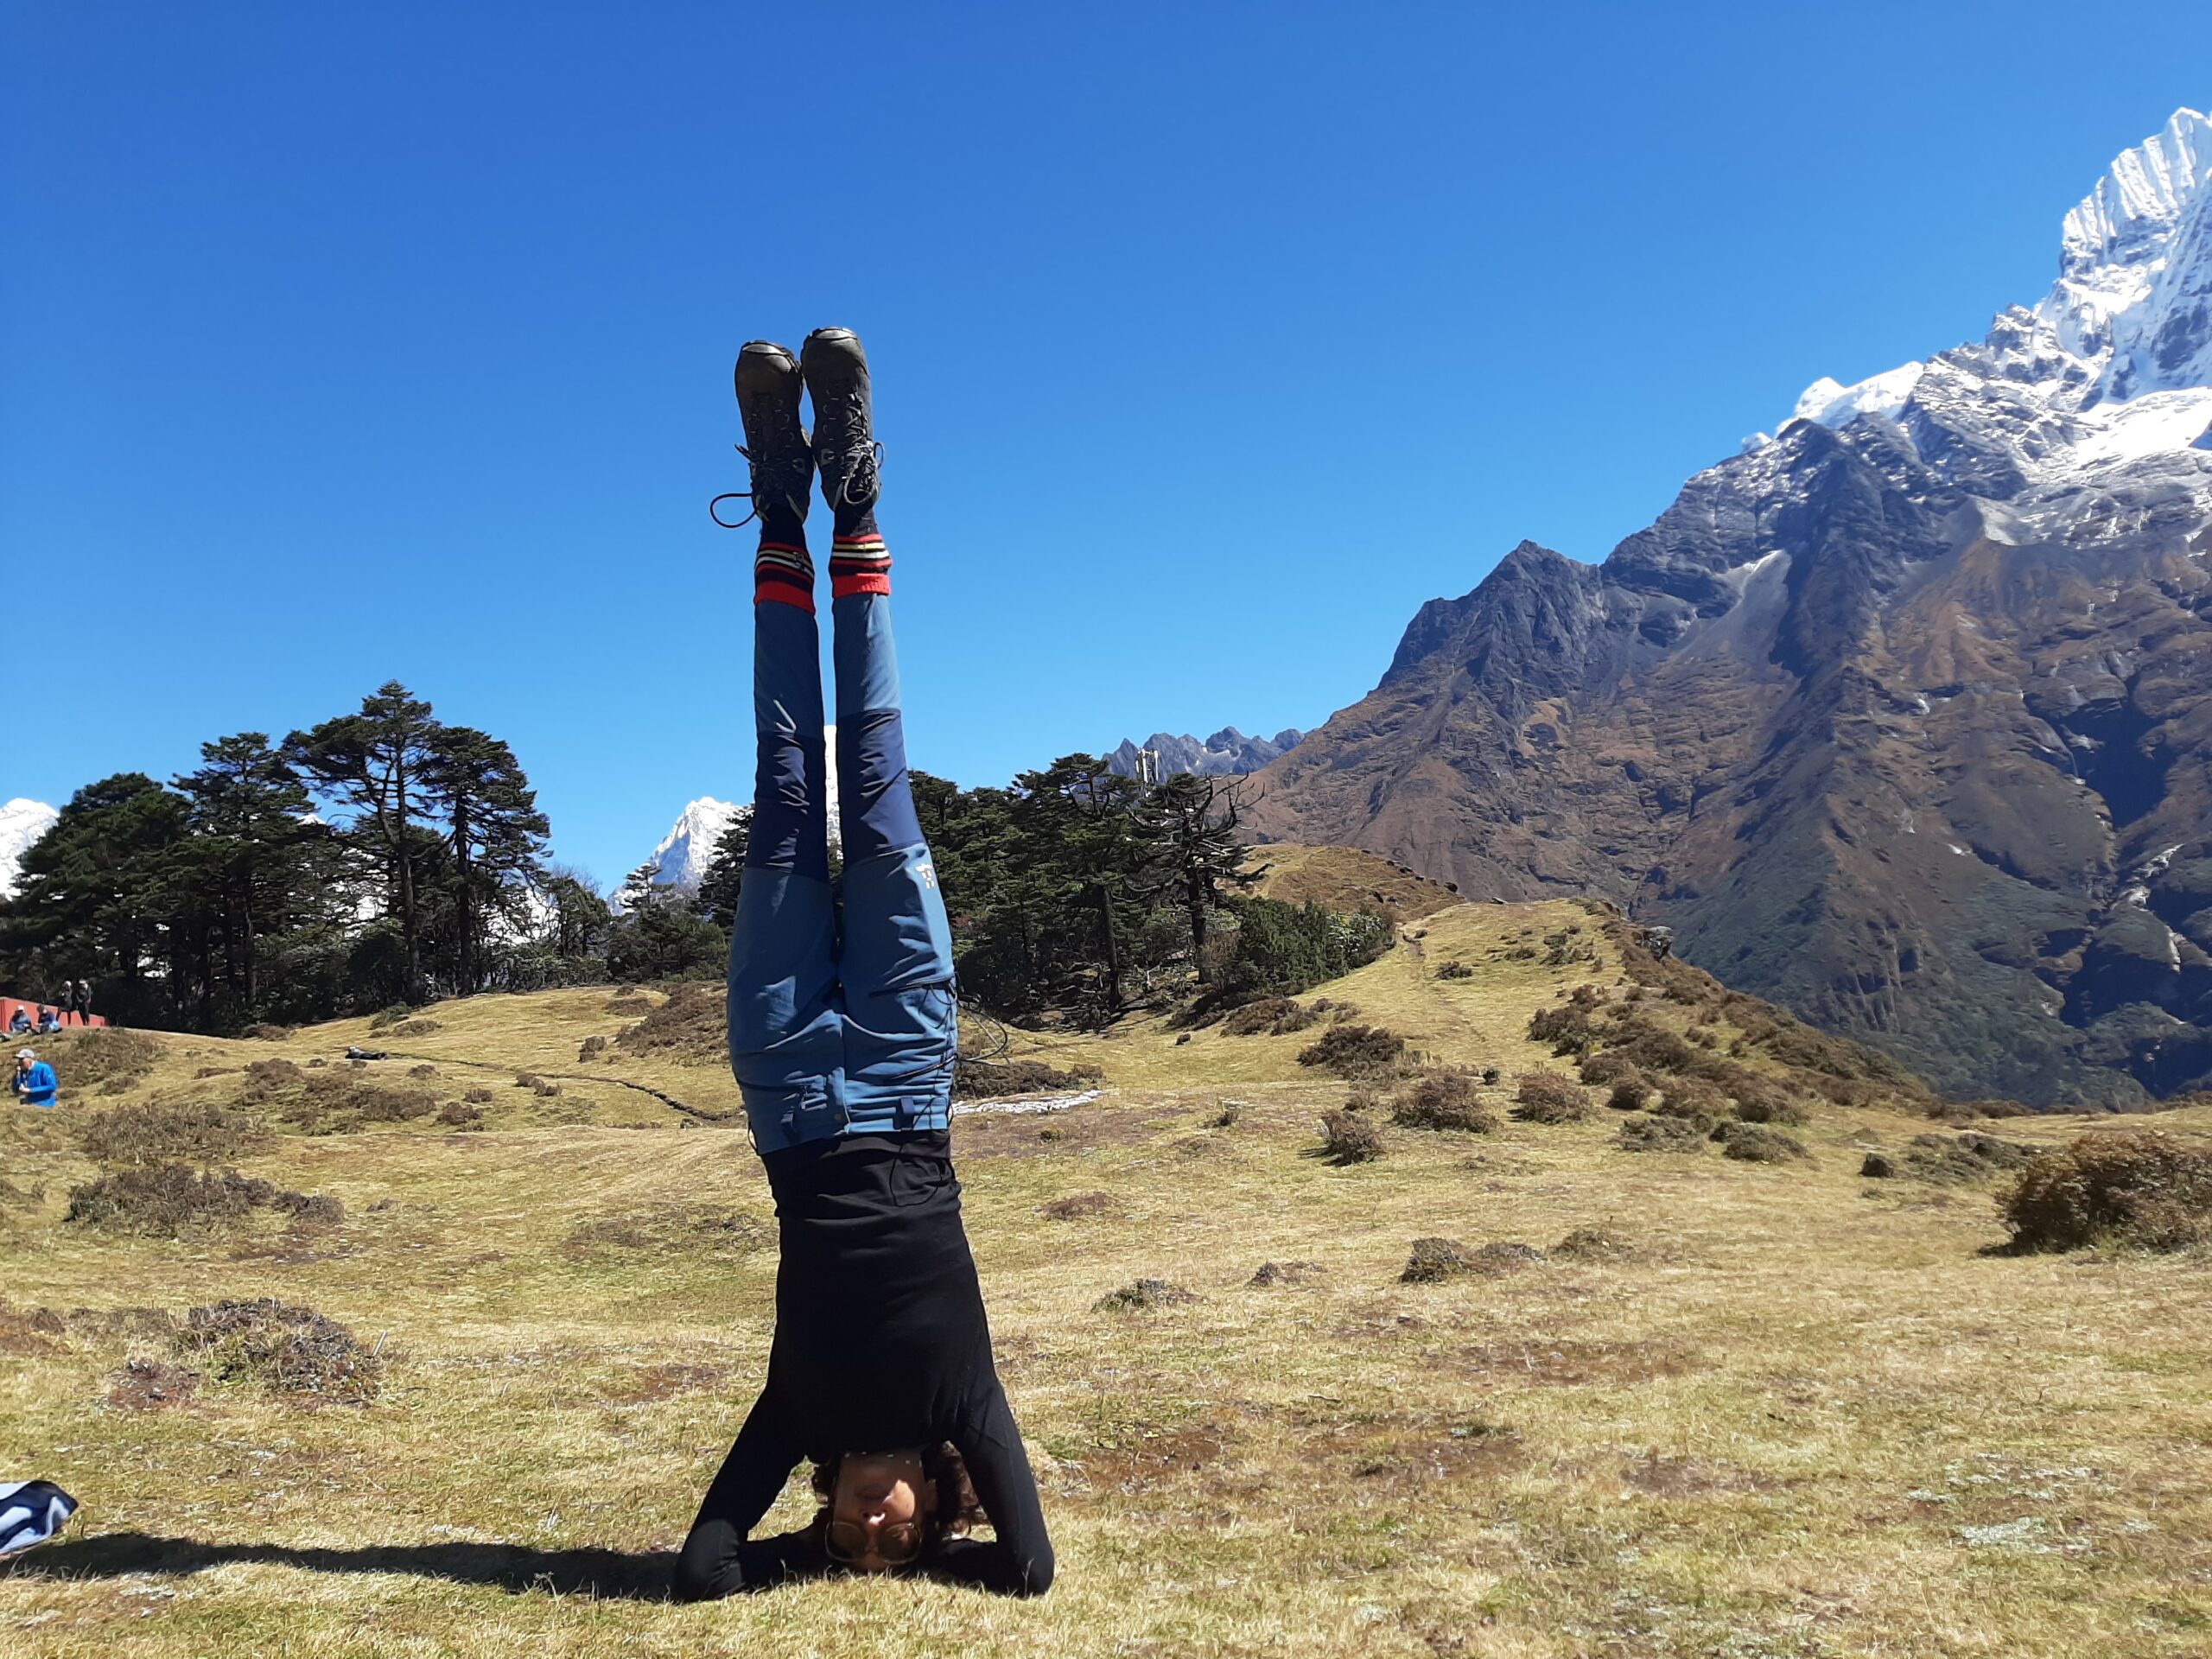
<box><xmin>1788</xmin><ymin>108</ymin><xmax>2212</xmax><ymax>506</ymax></box>
<box><xmin>638</xmin><ymin>797</ymin><xmax>745</xmax><ymax>896</ymax></box>
<box><xmin>0</xmin><ymin>798</ymin><xmax>57</xmax><ymax>899</ymax></box>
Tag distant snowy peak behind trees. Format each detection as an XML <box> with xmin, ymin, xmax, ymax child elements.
<box><xmin>0</xmin><ymin>800</ymin><xmax>58</xmax><ymax>899</ymax></box>
<box><xmin>1106</xmin><ymin>727</ymin><xmax>1304</xmax><ymax>779</ymax></box>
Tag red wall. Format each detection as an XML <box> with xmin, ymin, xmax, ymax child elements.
<box><xmin>0</xmin><ymin>995</ymin><xmax>105</xmax><ymax>1033</ymax></box>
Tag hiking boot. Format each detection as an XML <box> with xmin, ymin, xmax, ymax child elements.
<box><xmin>723</xmin><ymin>340</ymin><xmax>812</xmax><ymax>530</ymax></box>
<box><xmin>800</xmin><ymin>327</ymin><xmax>881</xmax><ymax>512</ymax></box>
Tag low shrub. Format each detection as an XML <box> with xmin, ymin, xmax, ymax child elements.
<box><xmin>1319</xmin><ymin>1109</ymin><xmax>1384</xmax><ymax>1163</ymax></box>
<box><xmin>237</xmin><ymin>1023</ymin><xmax>293</xmax><ymax>1041</ymax></box>
<box><xmin>407</xmin><ymin>1063</ymin><xmax>438</xmax><ymax>1080</ymax></box>
<box><xmin>43</xmin><ymin>1027</ymin><xmax>162</xmax><ymax>1091</ymax></box>
<box><xmin>1092</xmin><ymin>1278</ymin><xmax>1193</xmax><ymax>1312</ymax></box>
<box><xmin>1577</xmin><ymin>1051</ymin><xmax>1638</xmax><ymax>1085</ymax></box>
<box><xmin>366</xmin><ymin>1006</ymin><xmax>414</xmax><ymax>1032</ymax></box>
<box><xmin>1401</xmin><ymin>1236</ymin><xmax>1468</xmax><ymax>1283</ymax></box>
<box><xmin>1222</xmin><ymin>997</ymin><xmax>1321</xmax><ymax>1037</ymax></box>
<box><xmin>1901</xmin><ymin>1131</ymin><xmax>2036</xmax><ymax>1184</ymax></box>
<box><xmin>72</xmin><ymin>1099</ymin><xmax>268</xmax><ymax>1168</ymax></box>
<box><xmin>1618</xmin><ymin>1116</ymin><xmax>1705</xmax><ymax>1154</ymax></box>
<box><xmin>2001</xmin><ymin>1131</ymin><xmax>2212</xmax><ymax>1252</ymax></box>
<box><xmin>1039</xmin><ymin>1192</ymin><xmax>1122</xmax><ymax>1220</ymax></box>
<box><xmin>1391</xmin><ymin>1068</ymin><xmax>1497</xmax><ymax>1133</ymax></box>
<box><xmin>1553</xmin><ymin>1226</ymin><xmax>1631</xmax><ymax>1262</ymax></box>
<box><xmin>463</xmin><ymin>1087</ymin><xmax>493</xmax><ymax>1104</ymax></box>
<box><xmin>1732</xmin><ymin>1088</ymin><xmax>1808</xmax><ymax>1126</ymax></box>
<box><xmin>1510</xmin><ymin>1071</ymin><xmax>1589</xmax><ymax>1124</ymax></box>
<box><xmin>613</xmin><ymin>982</ymin><xmax>728</xmax><ymax>1064</ymax></box>
<box><xmin>1296</xmin><ymin>1023</ymin><xmax>1408</xmax><ymax>1077</ymax></box>
<box><xmin>1435</xmin><ymin>960</ymin><xmax>1474</xmax><ymax>980</ymax></box>
<box><xmin>175</xmin><ymin>1299</ymin><xmax>381</xmax><ymax>1402</ymax></box>
<box><xmin>283</xmin><ymin>1073</ymin><xmax>437</xmax><ymax>1131</ymax></box>
<box><xmin>1713</xmin><ymin>1122</ymin><xmax>1811</xmax><ymax>1164</ymax></box>
<box><xmin>66</xmin><ymin>1165</ymin><xmax>340</xmax><ymax>1236</ymax></box>
<box><xmin>437</xmin><ymin>1101</ymin><xmax>484</xmax><ymax>1128</ymax></box>
<box><xmin>1606</xmin><ymin>1077</ymin><xmax>1656</xmax><ymax>1113</ymax></box>
<box><xmin>578</xmin><ymin>1035</ymin><xmax>607</xmax><ymax>1061</ymax></box>
<box><xmin>1528</xmin><ymin>1003</ymin><xmax>1595</xmax><ymax>1054</ymax></box>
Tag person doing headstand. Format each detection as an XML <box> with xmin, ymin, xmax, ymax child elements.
<box><xmin>674</xmin><ymin>329</ymin><xmax>1054</xmax><ymax>1600</ymax></box>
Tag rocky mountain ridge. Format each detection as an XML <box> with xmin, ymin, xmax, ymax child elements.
<box><xmin>1249</xmin><ymin>109</ymin><xmax>2212</xmax><ymax>1107</ymax></box>
<box><xmin>1106</xmin><ymin>727</ymin><xmax>1304</xmax><ymax>779</ymax></box>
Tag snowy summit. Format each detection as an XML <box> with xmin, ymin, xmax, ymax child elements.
<box><xmin>1777</xmin><ymin>108</ymin><xmax>2212</xmax><ymax>493</ymax></box>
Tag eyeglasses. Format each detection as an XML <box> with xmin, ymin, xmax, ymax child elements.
<box><xmin>824</xmin><ymin>1519</ymin><xmax>925</xmax><ymax>1567</ymax></box>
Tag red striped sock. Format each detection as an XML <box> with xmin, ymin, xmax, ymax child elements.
<box><xmin>755</xmin><ymin>542</ymin><xmax>815</xmax><ymax>613</ymax></box>
<box><xmin>830</xmin><ymin>533</ymin><xmax>891</xmax><ymax>598</ymax></box>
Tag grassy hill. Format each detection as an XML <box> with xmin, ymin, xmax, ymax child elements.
<box><xmin>3</xmin><ymin>881</ymin><xmax>2209</xmax><ymax>1656</ymax></box>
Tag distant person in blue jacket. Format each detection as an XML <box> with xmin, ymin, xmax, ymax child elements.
<box><xmin>12</xmin><ymin>1049</ymin><xmax>57</xmax><ymax>1108</ymax></box>
<box><xmin>6</xmin><ymin>1008</ymin><xmax>29</xmax><ymax>1035</ymax></box>
<box><xmin>33</xmin><ymin>1007</ymin><xmax>58</xmax><ymax>1033</ymax></box>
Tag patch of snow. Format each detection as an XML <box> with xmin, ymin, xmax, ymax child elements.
<box><xmin>2137</xmin><ymin>842</ymin><xmax>2185</xmax><ymax>879</ymax></box>
<box><xmin>950</xmin><ymin>1090</ymin><xmax>1099</xmax><ymax>1118</ymax></box>
<box><xmin>1948</xmin><ymin>842</ymin><xmax>1969</xmax><ymax>856</ymax></box>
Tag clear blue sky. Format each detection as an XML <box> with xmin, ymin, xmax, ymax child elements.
<box><xmin>5</xmin><ymin>3</ymin><xmax>2206</xmax><ymax>888</ymax></box>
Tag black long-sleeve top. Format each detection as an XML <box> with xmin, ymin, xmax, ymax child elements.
<box><xmin>678</xmin><ymin>1129</ymin><xmax>1053</xmax><ymax>1599</ymax></box>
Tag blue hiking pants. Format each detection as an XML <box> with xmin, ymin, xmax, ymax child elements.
<box><xmin>727</xmin><ymin>590</ymin><xmax>957</xmax><ymax>1152</ymax></box>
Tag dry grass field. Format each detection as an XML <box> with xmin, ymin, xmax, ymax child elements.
<box><xmin>3</xmin><ymin>874</ymin><xmax>2209</xmax><ymax>1656</ymax></box>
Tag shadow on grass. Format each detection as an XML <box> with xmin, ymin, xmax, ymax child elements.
<box><xmin>2</xmin><ymin>1531</ymin><xmax>673</xmax><ymax>1600</ymax></box>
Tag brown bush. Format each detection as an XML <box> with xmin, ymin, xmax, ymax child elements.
<box><xmin>1606</xmin><ymin>1077</ymin><xmax>1657</xmax><ymax>1113</ymax></box>
<box><xmin>1528</xmin><ymin>1003</ymin><xmax>1596</xmax><ymax>1053</ymax></box>
<box><xmin>72</xmin><ymin>1099</ymin><xmax>268</xmax><ymax>1168</ymax></box>
<box><xmin>1400</xmin><ymin>1236</ymin><xmax>1468</xmax><ymax>1283</ymax></box>
<box><xmin>578</xmin><ymin>1035</ymin><xmax>607</xmax><ymax>1062</ymax></box>
<box><xmin>43</xmin><ymin>1027</ymin><xmax>163</xmax><ymax>1091</ymax></box>
<box><xmin>2001</xmin><ymin>1132</ymin><xmax>2212</xmax><ymax>1252</ymax></box>
<box><xmin>1222</xmin><ymin>997</ymin><xmax>1321</xmax><ymax>1037</ymax></box>
<box><xmin>614</xmin><ymin>983</ymin><xmax>727</xmax><ymax>1064</ymax></box>
<box><xmin>1732</xmin><ymin>1088</ymin><xmax>1808</xmax><ymax>1126</ymax></box>
<box><xmin>1900</xmin><ymin>1131</ymin><xmax>2036</xmax><ymax>1185</ymax></box>
<box><xmin>367</xmin><ymin>1006</ymin><xmax>414</xmax><ymax>1031</ymax></box>
<box><xmin>389</xmin><ymin>1020</ymin><xmax>441</xmax><ymax>1038</ymax></box>
<box><xmin>1510</xmin><ymin>1071</ymin><xmax>1589</xmax><ymax>1124</ymax></box>
<box><xmin>1653</xmin><ymin>1078</ymin><xmax>1728</xmax><ymax>1119</ymax></box>
<box><xmin>1578</xmin><ymin>1051</ymin><xmax>1638</xmax><ymax>1085</ymax></box>
<box><xmin>65</xmin><ymin>1165</ymin><xmax>340</xmax><ymax>1236</ymax></box>
<box><xmin>463</xmin><ymin>1087</ymin><xmax>493</xmax><ymax>1104</ymax></box>
<box><xmin>1434</xmin><ymin>960</ymin><xmax>1474</xmax><ymax>980</ymax></box>
<box><xmin>1297</xmin><ymin>1024</ymin><xmax>1408</xmax><ymax>1077</ymax></box>
<box><xmin>1603</xmin><ymin>1020</ymin><xmax>1700</xmax><ymax>1076</ymax></box>
<box><xmin>1319</xmin><ymin>1109</ymin><xmax>1384</xmax><ymax>1163</ymax></box>
<box><xmin>406</xmin><ymin>1063</ymin><xmax>438</xmax><ymax>1079</ymax></box>
<box><xmin>237</xmin><ymin>1023</ymin><xmax>292</xmax><ymax>1041</ymax></box>
<box><xmin>1713</xmin><ymin>1122</ymin><xmax>1811</xmax><ymax>1164</ymax></box>
<box><xmin>1391</xmin><ymin>1068</ymin><xmax>1498</xmax><ymax>1134</ymax></box>
<box><xmin>1039</xmin><ymin>1192</ymin><xmax>1122</xmax><ymax>1220</ymax></box>
<box><xmin>175</xmin><ymin>1299</ymin><xmax>381</xmax><ymax>1402</ymax></box>
<box><xmin>1092</xmin><ymin>1278</ymin><xmax>1194</xmax><ymax>1312</ymax></box>
<box><xmin>437</xmin><ymin>1101</ymin><xmax>485</xmax><ymax>1129</ymax></box>
<box><xmin>284</xmin><ymin>1072</ymin><xmax>436</xmax><ymax>1130</ymax></box>
<box><xmin>1618</xmin><ymin>1116</ymin><xmax>1705</xmax><ymax>1154</ymax></box>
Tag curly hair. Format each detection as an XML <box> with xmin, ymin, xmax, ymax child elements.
<box><xmin>808</xmin><ymin>1443</ymin><xmax>988</xmax><ymax>1566</ymax></box>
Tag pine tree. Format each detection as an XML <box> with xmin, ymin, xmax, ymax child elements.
<box><xmin>1133</xmin><ymin>772</ymin><xmax>1256</xmax><ymax>982</ymax></box>
<box><xmin>691</xmin><ymin>807</ymin><xmax>754</xmax><ymax>929</ymax></box>
<box><xmin>423</xmin><ymin>725</ymin><xmax>550</xmax><ymax>995</ymax></box>
<box><xmin>283</xmin><ymin>683</ymin><xmax>441</xmax><ymax>1001</ymax></box>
